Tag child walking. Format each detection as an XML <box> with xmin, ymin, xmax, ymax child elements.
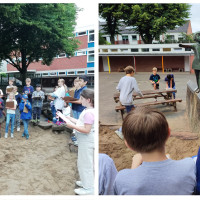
<box><xmin>32</xmin><ymin>84</ymin><xmax>45</xmax><ymax>124</ymax></box>
<box><xmin>56</xmin><ymin>89</ymin><xmax>95</xmax><ymax>195</ymax></box>
<box><xmin>13</xmin><ymin>86</ymin><xmax>22</xmax><ymax>132</ymax></box>
<box><xmin>5</xmin><ymin>92</ymin><xmax>17</xmax><ymax>138</ymax></box>
<box><xmin>19</xmin><ymin>94</ymin><xmax>32</xmax><ymax>139</ymax></box>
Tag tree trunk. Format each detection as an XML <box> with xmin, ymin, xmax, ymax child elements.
<box><xmin>21</xmin><ymin>49</ymin><xmax>27</xmax><ymax>86</ymax></box>
<box><xmin>110</xmin><ymin>35</ymin><xmax>115</xmax><ymax>44</ymax></box>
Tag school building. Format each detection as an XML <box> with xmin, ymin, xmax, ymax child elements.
<box><xmin>99</xmin><ymin>21</ymin><xmax>195</xmax><ymax>73</ymax></box>
<box><xmin>1</xmin><ymin>25</ymin><xmax>95</xmax><ymax>80</ymax></box>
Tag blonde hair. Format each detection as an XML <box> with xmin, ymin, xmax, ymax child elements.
<box><xmin>8</xmin><ymin>92</ymin><xmax>15</xmax><ymax>99</ymax></box>
<box><xmin>152</xmin><ymin>67</ymin><xmax>157</xmax><ymax>71</ymax></box>
<box><xmin>26</xmin><ymin>78</ymin><xmax>31</xmax><ymax>82</ymax></box>
<box><xmin>58</xmin><ymin>79</ymin><xmax>68</xmax><ymax>92</ymax></box>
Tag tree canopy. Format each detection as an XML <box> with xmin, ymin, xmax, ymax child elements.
<box><xmin>99</xmin><ymin>3</ymin><xmax>191</xmax><ymax>44</ymax></box>
<box><xmin>99</xmin><ymin>4</ymin><xmax>123</xmax><ymax>44</ymax></box>
<box><xmin>0</xmin><ymin>3</ymin><xmax>78</xmax><ymax>84</ymax></box>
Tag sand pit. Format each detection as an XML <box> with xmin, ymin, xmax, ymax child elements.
<box><xmin>99</xmin><ymin>125</ymin><xmax>200</xmax><ymax>171</ymax></box>
<box><xmin>0</xmin><ymin>122</ymin><xmax>77</xmax><ymax>195</ymax></box>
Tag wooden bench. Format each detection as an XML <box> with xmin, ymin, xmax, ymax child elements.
<box><xmin>115</xmin><ymin>99</ymin><xmax>182</xmax><ymax>120</ymax></box>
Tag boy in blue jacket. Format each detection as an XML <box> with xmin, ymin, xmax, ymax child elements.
<box><xmin>19</xmin><ymin>94</ymin><xmax>32</xmax><ymax>139</ymax></box>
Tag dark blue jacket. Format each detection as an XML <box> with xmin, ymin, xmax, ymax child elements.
<box><xmin>72</xmin><ymin>86</ymin><xmax>87</xmax><ymax>112</ymax></box>
<box><xmin>19</xmin><ymin>100</ymin><xmax>32</xmax><ymax>120</ymax></box>
<box><xmin>15</xmin><ymin>93</ymin><xmax>22</xmax><ymax>106</ymax></box>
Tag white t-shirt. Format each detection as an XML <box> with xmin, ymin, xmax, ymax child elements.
<box><xmin>53</xmin><ymin>86</ymin><xmax>65</xmax><ymax>110</ymax></box>
<box><xmin>76</xmin><ymin>108</ymin><xmax>95</xmax><ymax>145</ymax></box>
<box><xmin>6</xmin><ymin>99</ymin><xmax>17</xmax><ymax>114</ymax></box>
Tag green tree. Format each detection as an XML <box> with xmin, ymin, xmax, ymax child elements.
<box><xmin>0</xmin><ymin>3</ymin><xmax>78</xmax><ymax>85</ymax></box>
<box><xmin>121</xmin><ymin>4</ymin><xmax>191</xmax><ymax>44</ymax></box>
<box><xmin>99</xmin><ymin>4</ymin><xmax>123</xmax><ymax>44</ymax></box>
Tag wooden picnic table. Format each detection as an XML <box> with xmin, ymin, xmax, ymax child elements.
<box><xmin>114</xmin><ymin>89</ymin><xmax>182</xmax><ymax>120</ymax></box>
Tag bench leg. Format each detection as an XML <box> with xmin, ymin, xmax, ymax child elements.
<box><xmin>173</xmin><ymin>102</ymin><xmax>177</xmax><ymax>111</ymax></box>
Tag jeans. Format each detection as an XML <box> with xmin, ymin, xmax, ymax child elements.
<box><xmin>72</xmin><ymin>110</ymin><xmax>81</xmax><ymax>119</ymax></box>
<box><xmin>125</xmin><ymin>105</ymin><xmax>135</xmax><ymax>113</ymax></box>
<box><xmin>168</xmin><ymin>85</ymin><xmax>176</xmax><ymax>99</ymax></box>
<box><xmin>22</xmin><ymin>119</ymin><xmax>30</xmax><ymax>138</ymax></box>
<box><xmin>33</xmin><ymin>107</ymin><xmax>42</xmax><ymax>120</ymax></box>
<box><xmin>14</xmin><ymin>107</ymin><xmax>20</xmax><ymax>129</ymax></box>
<box><xmin>5</xmin><ymin>113</ymin><xmax>15</xmax><ymax>134</ymax></box>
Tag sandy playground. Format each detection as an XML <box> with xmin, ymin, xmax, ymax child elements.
<box><xmin>99</xmin><ymin>72</ymin><xmax>200</xmax><ymax>170</ymax></box>
<box><xmin>0</xmin><ymin>121</ymin><xmax>78</xmax><ymax>195</ymax></box>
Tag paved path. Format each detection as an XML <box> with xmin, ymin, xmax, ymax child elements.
<box><xmin>99</xmin><ymin>72</ymin><xmax>196</xmax><ymax>132</ymax></box>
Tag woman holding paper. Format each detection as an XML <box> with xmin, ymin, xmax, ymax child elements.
<box><xmin>56</xmin><ymin>89</ymin><xmax>94</xmax><ymax>195</ymax></box>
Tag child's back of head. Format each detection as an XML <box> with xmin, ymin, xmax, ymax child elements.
<box><xmin>122</xmin><ymin>107</ymin><xmax>169</xmax><ymax>153</ymax></box>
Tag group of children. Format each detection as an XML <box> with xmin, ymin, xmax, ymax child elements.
<box><xmin>0</xmin><ymin>78</ymin><xmax>44</xmax><ymax>139</ymax></box>
<box><xmin>0</xmin><ymin>75</ymin><xmax>95</xmax><ymax>195</ymax></box>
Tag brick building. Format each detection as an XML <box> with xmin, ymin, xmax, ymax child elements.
<box><xmin>99</xmin><ymin>21</ymin><xmax>195</xmax><ymax>73</ymax></box>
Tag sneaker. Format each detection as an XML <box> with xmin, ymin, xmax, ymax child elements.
<box><xmin>17</xmin><ymin>127</ymin><xmax>20</xmax><ymax>132</ymax></box>
<box><xmin>26</xmin><ymin>135</ymin><xmax>29</xmax><ymax>140</ymax></box>
<box><xmin>4</xmin><ymin>133</ymin><xmax>8</xmax><ymax>139</ymax></box>
<box><xmin>11</xmin><ymin>133</ymin><xmax>14</xmax><ymax>138</ymax></box>
<box><xmin>76</xmin><ymin>181</ymin><xmax>83</xmax><ymax>188</ymax></box>
<box><xmin>22</xmin><ymin>133</ymin><xmax>25</xmax><ymax>137</ymax></box>
<box><xmin>73</xmin><ymin>140</ymin><xmax>78</xmax><ymax>146</ymax></box>
<box><xmin>74</xmin><ymin>188</ymin><xmax>94</xmax><ymax>195</ymax></box>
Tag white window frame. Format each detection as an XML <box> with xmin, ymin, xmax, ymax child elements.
<box><xmin>77</xmin><ymin>31</ymin><xmax>87</xmax><ymax>36</ymax></box>
<box><xmin>87</xmin><ymin>49</ymin><xmax>95</xmax><ymax>63</ymax></box>
<box><xmin>67</xmin><ymin>71</ymin><xmax>75</xmax><ymax>75</ymax></box>
<box><xmin>77</xmin><ymin>70</ymin><xmax>85</xmax><ymax>75</ymax></box>
<box><xmin>58</xmin><ymin>53</ymin><xmax>66</xmax><ymax>58</ymax></box>
<box><xmin>88</xmin><ymin>29</ymin><xmax>94</xmax><ymax>43</ymax></box>
<box><xmin>76</xmin><ymin>50</ymin><xmax>87</xmax><ymax>56</ymax></box>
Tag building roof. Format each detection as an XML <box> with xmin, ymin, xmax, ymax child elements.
<box><xmin>99</xmin><ymin>21</ymin><xmax>190</xmax><ymax>35</ymax></box>
<box><xmin>7</xmin><ymin>55</ymin><xmax>87</xmax><ymax>72</ymax></box>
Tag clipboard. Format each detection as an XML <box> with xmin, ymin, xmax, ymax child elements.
<box><xmin>6</xmin><ymin>87</ymin><xmax>13</xmax><ymax>93</ymax></box>
<box><xmin>62</xmin><ymin>96</ymin><xmax>78</xmax><ymax>102</ymax></box>
<box><xmin>6</xmin><ymin>101</ymin><xmax>14</xmax><ymax>109</ymax></box>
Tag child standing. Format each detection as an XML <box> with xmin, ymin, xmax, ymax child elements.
<box><xmin>50</xmin><ymin>86</ymin><xmax>58</xmax><ymax>123</ymax></box>
<box><xmin>13</xmin><ymin>86</ymin><xmax>22</xmax><ymax>132</ymax></box>
<box><xmin>165</xmin><ymin>74</ymin><xmax>176</xmax><ymax>99</ymax></box>
<box><xmin>23</xmin><ymin>78</ymin><xmax>34</xmax><ymax>104</ymax></box>
<box><xmin>72</xmin><ymin>76</ymin><xmax>88</xmax><ymax>119</ymax></box>
<box><xmin>114</xmin><ymin>107</ymin><xmax>196</xmax><ymax>195</ymax></box>
<box><xmin>19</xmin><ymin>94</ymin><xmax>32</xmax><ymax>139</ymax></box>
<box><xmin>6</xmin><ymin>78</ymin><xmax>14</xmax><ymax>95</ymax></box>
<box><xmin>0</xmin><ymin>95</ymin><xmax>5</xmax><ymax>137</ymax></box>
<box><xmin>57</xmin><ymin>89</ymin><xmax>95</xmax><ymax>195</ymax></box>
<box><xmin>5</xmin><ymin>92</ymin><xmax>17</xmax><ymax>138</ymax></box>
<box><xmin>149</xmin><ymin>67</ymin><xmax>160</xmax><ymax>90</ymax></box>
<box><xmin>32</xmin><ymin>84</ymin><xmax>45</xmax><ymax>124</ymax></box>
<box><xmin>51</xmin><ymin>79</ymin><xmax>67</xmax><ymax>122</ymax></box>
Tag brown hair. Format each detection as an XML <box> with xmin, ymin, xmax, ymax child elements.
<box><xmin>124</xmin><ymin>66</ymin><xmax>135</xmax><ymax>74</ymax></box>
<box><xmin>81</xmin><ymin>89</ymin><xmax>94</xmax><ymax>107</ymax></box>
<box><xmin>122</xmin><ymin>107</ymin><xmax>169</xmax><ymax>153</ymax></box>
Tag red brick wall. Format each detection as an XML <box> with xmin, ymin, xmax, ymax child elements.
<box><xmin>76</xmin><ymin>35</ymin><xmax>88</xmax><ymax>50</ymax></box>
<box><xmin>99</xmin><ymin>56</ymin><xmax>185</xmax><ymax>72</ymax></box>
<box><xmin>99</xmin><ymin>56</ymin><xmax>103</xmax><ymax>72</ymax></box>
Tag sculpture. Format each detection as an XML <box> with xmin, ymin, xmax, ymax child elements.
<box><xmin>179</xmin><ymin>32</ymin><xmax>200</xmax><ymax>92</ymax></box>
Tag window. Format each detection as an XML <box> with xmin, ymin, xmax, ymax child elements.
<box><xmin>59</xmin><ymin>72</ymin><xmax>66</xmax><ymax>75</ymax></box>
<box><xmin>152</xmin><ymin>48</ymin><xmax>160</xmax><ymax>51</ymax></box>
<box><xmin>78</xmin><ymin>31</ymin><xmax>87</xmax><ymax>36</ymax></box>
<box><xmin>49</xmin><ymin>72</ymin><xmax>57</xmax><ymax>76</ymax></box>
<box><xmin>122</xmin><ymin>35</ymin><xmax>128</xmax><ymax>41</ymax></box>
<box><xmin>88</xmin><ymin>29</ymin><xmax>94</xmax><ymax>42</ymax></box>
<box><xmin>111</xmin><ymin>49</ymin><xmax>118</xmax><ymax>52</ymax></box>
<box><xmin>132</xmin><ymin>35</ymin><xmax>137</xmax><ymax>40</ymax></box>
<box><xmin>121</xmin><ymin>49</ymin><xmax>129</xmax><ymax>52</ymax></box>
<box><xmin>58</xmin><ymin>53</ymin><xmax>66</xmax><ymax>58</ymax></box>
<box><xmin>174</xmin><ymin>48</ymin><xmax>182</xmax><ymax>51</ymax></box>
<box><xmin>142</xmin><ymin>48</ymin><xmax>149</xmax><ymax>52</ymax></box>
<box><xmin>88</xmin><ymin>49</ymin><xmax>94</xmax><ymax>62</ymax></box>
<box><xmin>42</xmin><ymin>73</ymin><xmax>49</xmax><ymax>76</ymax></box>
<box><xmin>88</xmin><ymin>70</ymin><xmax>94</xmax><ymax>74</ymax></box>
<box><xmin>77</xmin><ymin>71</ymin><xmax>85</xmax><ymax>75</ymax></box>
<box><xmin>76</xmin><ymin>50</ymin><xmax>86</xmax><ymax>56</ymax></box>
<box><xmin>102</xmin><ymin>49</ymin><xmax>108</xmax><ymax>52</ymax></box>
<box><xmin>131</xmin><ymin>49</ymin><xmax>139</xmax><ymax>52</ymax></box>
<box><xmin>68</xmin><ymin>71</ymin><xmax>75</xmax><ymax>75</ymax></box>
<box><xmin>185</xmin><ymin>48</ymin><xmax>192</xmax><ymax>51</ymax></box>
<box><xmin>168</xmin><ymin>35</ymin><xmax>175</xmax><ymax>40</ymax></box>
<box><xmin>163</xmin><ymin>48</ymin><xmax>171</xmax><ymax>52</ymax></box>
